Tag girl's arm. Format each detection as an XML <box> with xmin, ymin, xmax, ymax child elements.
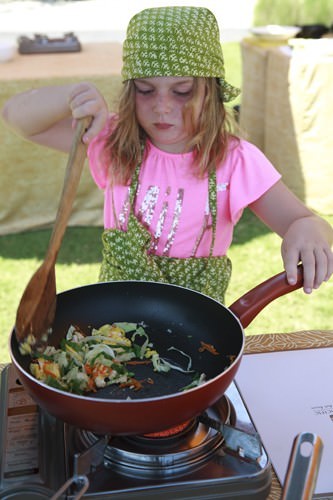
<box><xmin>249</xmin><ymin>180</ymin><xmax>333</xmax><ymax>294</ymax></box>
<box><xmin>1</xmin><ymin>82</ymin><xmax>108</xmax><ymax>152</ymax></box>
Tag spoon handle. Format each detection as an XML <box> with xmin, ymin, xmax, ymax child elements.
<box><xmin>45</xmin><ymin>117</ymin><xmax>90</xmax><ymax>265</ymax></box>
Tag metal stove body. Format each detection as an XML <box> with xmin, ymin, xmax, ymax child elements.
<box><xmin>0</xmin><ymin>364</ymin><xmax>272</xmax><ymax>499</ymax></box>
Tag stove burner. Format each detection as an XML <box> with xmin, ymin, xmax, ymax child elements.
<box><xmin>123</xmin><ymin>418</ymin><xmax>200</xmax><ymax>449</ymax></box>
<box><xmin>72</xmin><ymin>396</ymin><xmax>233</xmax><ymax>479</ymax></box>
<box><xmin>143</xmin><ymin>419</ymin><xmax>194</xmax><ymax>438</ymax></box>
<box><xmin>0</xmin><ymin>366</ymin><xmax>272</xmax><ymax>500</ymax></box>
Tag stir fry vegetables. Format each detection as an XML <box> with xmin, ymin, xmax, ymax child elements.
<box><xmin>29</xmin><ymin>322</ymin><xmax>202</xmax><ymax>395</ymax></box>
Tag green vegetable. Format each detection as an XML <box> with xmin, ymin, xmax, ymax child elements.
<box><xmin>29</xmin><ymin>322</ymin><xmax>207</xmax><ymax>396</ymax></box>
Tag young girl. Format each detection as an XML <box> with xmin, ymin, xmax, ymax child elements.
<box><xmin>2</xmin><ymin>6</ymin><xmax>333</xmax><ymax>302</ymax></box>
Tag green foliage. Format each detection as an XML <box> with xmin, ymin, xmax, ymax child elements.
<box><xmin>253</xmin><ymin>0</ymin><xmax>333</xmax><ymax>26</ymax></box>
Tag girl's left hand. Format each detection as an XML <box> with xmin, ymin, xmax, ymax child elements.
<box><xmin>281</xmin><ymin>216</ymin><xmax>333</xmax><ymax>293</ymax></box>
<box><xmin>250</xmin><ymin>180</ymin><xmax>333</xmax><ymax>294</ymax></box>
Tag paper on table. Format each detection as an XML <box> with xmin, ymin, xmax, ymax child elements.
<box><xmin>235</xmin><ymin>347</ymin><xmax>333</xmax><ymax>495</ymax></box>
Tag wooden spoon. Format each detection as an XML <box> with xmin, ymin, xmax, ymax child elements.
<box><xmin>15</xmin><ymin>117</ymin><xmax>91</xmax><ymax>346</ymax></box>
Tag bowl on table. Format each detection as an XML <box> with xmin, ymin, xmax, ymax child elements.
<box><xmin>250</xmin><ymin>25</ymin><xmax>301</xmax><ymax>42</ymax></box>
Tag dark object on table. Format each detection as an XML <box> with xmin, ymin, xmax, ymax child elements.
<box><xmin>18</xmin><ymin>32</ymin><xmax>81</xmax><ymax>54</ymax></box>
<box><xmin>296</xmin><ymin>24</ymin><xmax>329</xmax><ymax>39</ymax></box>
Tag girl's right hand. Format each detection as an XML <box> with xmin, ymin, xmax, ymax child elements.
<box><xmin>68</xmin><ymin>82</ymin><xmax>109</xmax><ymax>144</ymax></box>
<box><xmin>2</xmin><ymin>81</ymin><xmax>109</xmax><ymax>153</ymax></box>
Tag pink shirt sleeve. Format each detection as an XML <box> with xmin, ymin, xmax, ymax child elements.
<box><xmin>226</xmin><ymin>140</ymin><xmax>281</xmax><ymax>224</ymax></box>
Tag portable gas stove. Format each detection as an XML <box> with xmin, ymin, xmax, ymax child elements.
<box><xmin>0</xmin><ymin>364</ymin><xmax>272</xmax><ymax>499</ymax></box>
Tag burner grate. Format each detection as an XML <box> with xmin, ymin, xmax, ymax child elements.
<box><xmin>69</xmin><ymin>396</ymin><xmax>233</xmax><ymax>479</ymax></box>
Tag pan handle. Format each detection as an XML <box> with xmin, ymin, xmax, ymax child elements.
<box><xmin>228</xmin><ymin>264</ymin><xmax>303</xmax><ymax>328</ymax></box>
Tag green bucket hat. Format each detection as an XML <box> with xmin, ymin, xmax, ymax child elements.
<box><xmin>122</xmin><ymin>6</ymin><xmax>240</xmax><ymax>102</ymax></box>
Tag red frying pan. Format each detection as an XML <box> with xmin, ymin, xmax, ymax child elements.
<box><xmin>10</xmin><ymin>266</ymin><xmax>303</xmax><ymax>435</ymax></box>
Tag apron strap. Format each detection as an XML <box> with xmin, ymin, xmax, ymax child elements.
<box><xmin>208</xmin><ymin>168</ymin><xmax>217</xmax><ymax>257</ymax></box>
<box><xmin>129</xmin><ymin>161</ymin><xmax>141</xmax><ymax>207</ymax></box>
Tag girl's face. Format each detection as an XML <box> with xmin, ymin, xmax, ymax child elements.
<box><xmin>134</xmin><ymin>76</ymin><xmax>206</xmax><ymax>153</ymax></box>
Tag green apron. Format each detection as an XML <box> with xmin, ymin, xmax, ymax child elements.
<box><xmin>99</xmin><ymin>162</ymin><xmax>231</xmax><ymax>304</ymax></box>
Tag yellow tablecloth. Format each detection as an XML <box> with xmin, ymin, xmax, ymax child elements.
<box><xmin>0</xmin><ymin>42</ymin><xmax>123</xmax><ymax>235</ymax></box>
<box><xmin>240</xmin><ymin>38</ymin><xmax>333</xmax><ymax>215</ymax></box>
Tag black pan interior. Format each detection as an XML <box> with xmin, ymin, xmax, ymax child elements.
<box><xmin>12</xmin><ymin>281</ymin><xmax>243</xmax><ymax>399</ymax></box>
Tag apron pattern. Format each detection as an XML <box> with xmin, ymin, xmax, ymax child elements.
<box><xmin>99</xmin><ymin>159</ymin><xmax>231</xmax><ymax>304</ymax></box>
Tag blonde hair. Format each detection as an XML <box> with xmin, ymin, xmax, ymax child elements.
<box><xmin>104</xmin><ymin>77</ymin><xmax>239</xmax><ymax>184</ymax></box>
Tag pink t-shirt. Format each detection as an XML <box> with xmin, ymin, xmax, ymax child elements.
<box><xmin>87</xmin><ymin>122</ymin><xmax>281</xmax><ymax>258</ymax></box>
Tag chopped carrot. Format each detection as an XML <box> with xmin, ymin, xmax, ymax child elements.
<box><xmin>120</xmin><ymin>378</ymin><xmax>143</xmax><ymax>391</ymax></box>
<box><xmin>87</xmin><ymin>378</ymin><xmax>97</xmax><ymax>392</ymax></box>
<box><xmin>43</xmin><ymin>360</ymin><xmax>61</xmax><ymax>379</ymax></box>
<box><xmin>84</xmin><ymin>363</ymin><xmax>93</xmax><ymax>375</ymax></box>
<box><xmin>198</xmin><ymin>341</ymin><xmax>220</xmax><ymax>355</ymax></box>
<box><xmin>126</xmin><ymin>360</ymin><xmax>152</xmax><ymax>365</ymax></box>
